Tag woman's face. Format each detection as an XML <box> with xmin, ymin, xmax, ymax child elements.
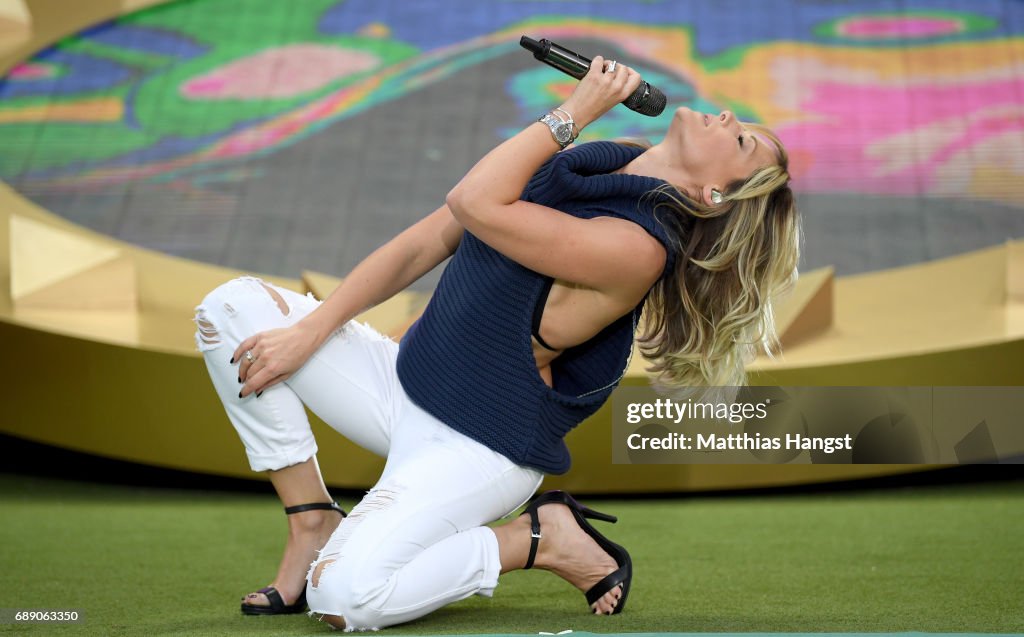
<box><xmin>661</xmin><ymin>107</ymin><xmax>778</xmax><ymax>196</ymax></box>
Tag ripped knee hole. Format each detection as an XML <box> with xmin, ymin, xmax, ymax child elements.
<box><xmin>312</xmin><ymin>558</ymin><xmax>337</xmax><ymax>588</ymax></box>
<box><xmin>259</xmin><ymin>282</ymin><xmax>290</xmax><ymax>315</ymax></box>
<box><xmin>194</xmin><ymin>313</ymin><xmax>221</xmax><ymax>347</ymax></box>
<box><xmin>193</xmin><ymin>282</ymin><xmax>291</xmax><ymax>349</ymax></box>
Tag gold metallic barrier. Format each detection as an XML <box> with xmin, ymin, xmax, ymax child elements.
<box><xmin>2</xmin><ymin>0</ymin><xmax>1021</xmax><ymax>492</ymax></box>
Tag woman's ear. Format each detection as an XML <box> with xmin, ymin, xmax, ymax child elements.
<box><xmin>702</xmin><ymin>184</ymin><xmax>723</xmax><ymax>206</ymax></box>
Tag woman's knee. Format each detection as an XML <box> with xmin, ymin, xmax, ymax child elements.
<box><xmin>307</xmin><ymin>558</ymin><xmax>391</xmax><ymax>631</ymax></box>
<box><xmin>307</xmin><ymin>558</ymin><xmax>351</xmax><ymax>611</ymax></box>
<box><xmin>193</xmin><ymin>276</ymin><xmax>300</xmax><ymax>352</ymax></box>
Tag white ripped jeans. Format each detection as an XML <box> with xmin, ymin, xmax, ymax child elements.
<box><xmin>194</xmin><ymin>276</ymin><xmax>543</xmax><ymax>629</ymax></box>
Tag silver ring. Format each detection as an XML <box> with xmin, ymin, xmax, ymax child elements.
<box><xmin>606</xmin><ymin>60</ymin><xmax>618</xmax><ymax>74</ymax></box>
<box><xmin>245</xmin><ymin>350</ymin><xmax>256</xmax><ymax>363</ymax></box>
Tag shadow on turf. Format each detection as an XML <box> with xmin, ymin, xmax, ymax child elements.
<box><xmin>1</xmin><ymin>433</ymin><xmax>1020</xmax><ymax>501</ymax></box>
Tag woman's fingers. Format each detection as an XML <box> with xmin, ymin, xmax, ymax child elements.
<box><xmin>605</xmin><ymin>64</ymin><xmax>642</xmax><ymax>104</ymax></box>
<box><xmin>239</xmin><ymin>344</ymin><xmax>277</xmax><ymax>385</ymax></box>
<box><xmin>232</xmin><ymin>325</ymin><xmax>315</xmax><ymax>391</ymax></box>
<box><xmin>234</xmin><ymin>334</ymin><xmax>262</xmax><ymax>381</ymax></box>
<box><xmin>571</xmin><ymin>57</ymin><xmax>643</xmax><ymax>120</ymax></box>
<box><xmin>240</xmin><ymin>356</ymin><xmax>264</xmax><ymax>385</ymax></box>
<box><xmin>232</xmin><ymin>335</ymin><xmax>256</xmax><ymax>367</ymax></box>
<box><xmin>619</xmin><ymin>66</ymin><xmax>642</xmax><ymax>100</ymax></box>
<box><xmin>233</xmin><ymin>328</ymin><xmax>286</xmax><ymax>381</ymax></box>
<box><xmin>241</xmin><ymin>369</ymin><xmax>289</xmax><ymax>398</ymax></box>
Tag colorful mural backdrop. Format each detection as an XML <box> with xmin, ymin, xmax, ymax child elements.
<box><xmin>1</xmin><ymin>0</ymin><xmax>1022</xmax><ymax>276</ymax></box>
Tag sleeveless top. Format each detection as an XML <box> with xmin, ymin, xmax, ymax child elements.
<box><xmin>395</xmin><ymin>141</ymin><xmax>679</xmax><ymax>474</ymax></box>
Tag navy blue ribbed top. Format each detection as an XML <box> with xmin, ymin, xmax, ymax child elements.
<box><xmin>396</xmin><ymin>141</ymin><xmax>679</xmax><ymax>474</ymax></box>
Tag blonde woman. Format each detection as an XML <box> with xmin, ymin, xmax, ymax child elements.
<box><xmin>194</xmin><ymin>56</ymin><xmax>798</xmax><ymax>629</ymax></box>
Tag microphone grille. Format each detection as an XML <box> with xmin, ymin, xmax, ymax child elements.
<box><xmin>623</xmin><ymin>81</ymin><xmax>667</xmax><ymax>117</ymax></box>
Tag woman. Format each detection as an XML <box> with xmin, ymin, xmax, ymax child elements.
<box><xmin>194</xmin><ymin>57</ymin><xmax>798</xmax><ymax>629</ymax></box>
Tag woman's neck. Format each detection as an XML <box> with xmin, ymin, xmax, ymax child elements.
<box><xmin>616</xmin><ymin>144</ymin><xmax>694</xmax><ymax>191</ymax></box>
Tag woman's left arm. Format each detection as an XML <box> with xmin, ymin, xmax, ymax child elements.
<box><xmin>446</xmin><ymin>57</ymin><xmax>665</xmax><ymax>292</ymax></box>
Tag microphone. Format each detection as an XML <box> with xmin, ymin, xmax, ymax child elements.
<box><xmin>519</xmin><ymin>36</ymin><xmax>667</xmax><ymax>117</ymax></box>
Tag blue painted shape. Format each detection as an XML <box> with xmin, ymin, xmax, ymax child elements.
<box><xmin>82</xmin><ymin>23</ymin><xmax>208</xmax><ymax>59</ymax></box>
<box><xmin>317</xmin><ymin>0</ymin><xmax>1024</xmax><ymax>56</ymax></box>
<box><xmin>0</xmin><ymin>49</ymin><xmax>134</xmax><ymax>98</ymax></box>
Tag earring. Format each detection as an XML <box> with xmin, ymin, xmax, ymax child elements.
<box><xmin>710</xmin><ymin>190</ymin><xmax>723</xmax><ymax>204</ymax></box>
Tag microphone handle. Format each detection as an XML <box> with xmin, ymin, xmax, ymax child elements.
<box><xmin>519</xmin><ymin>37</ymin><xmax>666</xmax><ymax>117</ymax></box>
<box><xmin>530</xmin><ymin>38</ymin><xmax>591</xmax><ymax>79</ymax></box>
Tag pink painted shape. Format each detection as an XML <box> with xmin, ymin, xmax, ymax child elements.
<box><xmin>779</xmin><ymin>77</ymin><xmax>1024</xmax><ymax>195</ymax></box>
<box><xmin>182</xmin><ymin>44</ymin><xmax>380</xmax><ymax>100</ymax></box>
<box><xmin>187</xmin><ymin>77</ymin><xmax>226</xmax><ymax>93</ymax></box>
<box><xmin>9</xmin><ymin>62</ymin><xmax>56</xmax><ymax>79</ymax></box>
<box><xmin>839</xmin><ymin>17</ymin><xmax>962</xmax><ymax>39</ymax></box>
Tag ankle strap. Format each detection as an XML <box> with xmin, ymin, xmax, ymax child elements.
<box><xmin>523</xmin><ymin>506</ymin><xmax>542</xmax><ymax>570</ymax></box>
<box><xmin>284</xmin><ymin>501</ymin><xmax>347</xmax><ymax>517</ymax></box>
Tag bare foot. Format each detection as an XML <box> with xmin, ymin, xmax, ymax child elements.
<box><xmin>241</xmin><ymin>508</ymin><xmax>343</xmax><ymax>609</ymax></box>
<box><xmin>525</xmin><ymin>503</ymin><xmax>624</xmax><ymax>615</ymax></box>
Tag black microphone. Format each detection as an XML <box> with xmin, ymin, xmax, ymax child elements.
<box><xmin>519</xmin><ymin>36</ymin><xmax>667</xmax><ymax>117</ymax></box>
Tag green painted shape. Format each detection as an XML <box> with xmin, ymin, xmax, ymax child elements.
<box><xmin>57</xmin><ymin>38</ymin><xmax>174</xmax><ymax>70</ymax></box>
<box><xmin>121</xmin><ymin>0</ymin><xmax>340</xmax><ymax>43</ymax></box>
<box><xmin>131</xmin><ymin>34</ymin><xmax>418</xmax><ymax>138</ymax></box>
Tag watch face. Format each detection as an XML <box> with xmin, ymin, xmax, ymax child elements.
<box><xmin>554</xmin><ymin>123</ymin><xmax>572</xmax><ymax>143</ymax></box>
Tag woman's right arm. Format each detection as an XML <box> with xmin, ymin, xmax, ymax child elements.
<box><xmin>236</xmin><ymin>203</ymin><xmax>462</xmax><ymax>397</ymax></box>
<box><xmin>299</xmin><ymin>203</ymin><xmax>462</xmax><ymax>347</ymax></box>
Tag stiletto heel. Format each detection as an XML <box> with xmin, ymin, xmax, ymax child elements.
<box><xmin>240</xmin><ymin>501</ymin><xmax>347</xmax><ymax>616</ymax></box>
<box><xmin>550</xmin><ymin>491</ymin><xmax>618</xmax><ymax>524</ymax></box>
<box><xmin>521</xmin><ymin>490</ymin><xmax>632</xmax><ymax>615</ymax></box>
<box><xmin>579</xmin><ymin>506</ymin><xmax>617</xmax><ymax>524</ymax></box>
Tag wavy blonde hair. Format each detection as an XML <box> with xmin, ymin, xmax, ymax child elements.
<box><xmin>625</xmin><ymin>126</ymin><xmax>800</xmax><ymax>397</ymax></box>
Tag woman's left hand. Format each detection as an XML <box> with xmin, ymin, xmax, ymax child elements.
<box><xmin>560</xmin><ymin>56</ymin><xmax>643</xmax><ymax>129</ymax></box>
<box><xmin>233</xmin><ymin>322</ymin><xmax>322</xmax><ymax>398</ymax></box>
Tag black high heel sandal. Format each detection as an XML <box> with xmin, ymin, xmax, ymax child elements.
<box><xmin>521</xmin><ymin>490</ymin><xmax>632</xmax><ymax>615</ymax></box>
<box><xmin>240</xmin><ymin>501</ymin><xmax>347</xmax><ymax>616</ymax></box>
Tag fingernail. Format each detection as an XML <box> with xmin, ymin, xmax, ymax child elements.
<box><xmin>238</xmin><ymin>376</ymin><xmax>242</xmax><ymax>384</ymax></box>
<box><xmin>230</xmin><ymin>356</ymin><xmax>235</xmax><ymax>364</ymax></box>
<box><xmin>238</xmin><ymin>391</ymin><xmax>243</xmax><ymax>398</ymax></box>
<box><xmin>256</xmin><ymin>391</ymin><xmax>263</xmax><ymax>398</ymax></box>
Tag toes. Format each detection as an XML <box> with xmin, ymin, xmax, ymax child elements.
<box><xmin>242</xmin><ymin>592</ymin><xmax>268</xmax><ymax>607</ymax></box>
<box><xmin>590</xmin><ymin>589</ymin><xmax>619</xmax><ymax>615</ymax></box>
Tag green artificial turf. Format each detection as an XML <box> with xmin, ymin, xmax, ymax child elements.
<box><xmin>0</xmin><ymin>473</ymin><xmax>1021</xmax><ymax>636</ymax></box>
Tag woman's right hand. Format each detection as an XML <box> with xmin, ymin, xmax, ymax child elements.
<box><xmin>560</xmin><ymin>55</ymin><xmax>643</xmax><ymax>130</ymax></box>
<box><xmin>235</xmin><ymin>321</ymin><xmax>322</xmax><ymax>398</ymax></box>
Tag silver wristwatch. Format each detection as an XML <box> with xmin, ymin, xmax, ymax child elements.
<box><xmin>539</xmin><ymin>109</ymin><xmax>576</xmax><ymax>149</ymax></box>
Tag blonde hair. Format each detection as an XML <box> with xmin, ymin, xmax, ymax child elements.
<box><xmin>626</xmin><ymin>126</ymin><xmax>800</xmax><ymax>397</ymax></box>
